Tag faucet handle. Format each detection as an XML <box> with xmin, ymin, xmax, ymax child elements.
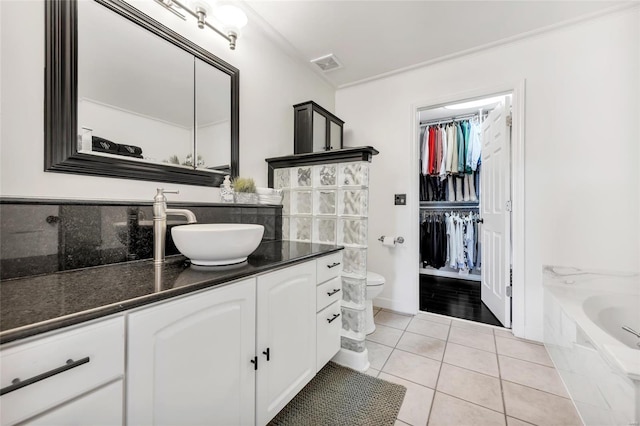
<box><xmin>155</xmin><ymin>188</ymin><xmax>179</xmax><ymax>202</ymax></box>
<box><xmin>160</xmin><ymin>189</ymin><xmax>179</xmax><ymax>195</ymax></box>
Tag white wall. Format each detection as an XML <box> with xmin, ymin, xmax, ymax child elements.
<box><xmin>79</xmin><ymin>99</ymin><xmax>193</xmax><ymax>165</ymax></box>
<box><xmin>336</xmin><ymin>7</ymin><xmax>640</xmax><ymax>341</ymax></box>
<box><xmin>197</xmin><ymin>120</ymin><xmax>231</xmax><ymax>170</ymax></box>
<box><xmin>0</xmin><ymin>0</ymin><xmax>333</xmax><ymax>201</ymax></box>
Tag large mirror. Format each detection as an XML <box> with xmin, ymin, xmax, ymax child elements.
<box><xmin>45</xmin><ymin>0</ymin><xmax>239</xmax><ymax>187</ymax></box>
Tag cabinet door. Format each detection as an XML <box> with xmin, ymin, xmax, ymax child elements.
<box><xmin>127</xmin><ymin>279</ymin><xmax>256</xmax><ymax>426</ymax></box>
<box><xmin>256</xmin><ymin>262</ymin><xmax>316</xmax><ymax>425</ymax></box>
<box><xmin>316</xmin><ymin>301</ymin><xmax>342</xmax><ymax>372</ymax></box>
<box><xmin>24</xmin><ymin>380</ymin><xmax>123</xmax><ymax>426</ymax></box>
<box><xmin>312</xmin><ymin>111</ymin><xmax>327</xmax><ymax>152</ymax></box>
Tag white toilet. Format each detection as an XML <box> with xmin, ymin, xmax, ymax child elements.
<box><xmin>365</xmin><ymin>271</ymin><xmax>385</xmax><ymax>334</ymax></box>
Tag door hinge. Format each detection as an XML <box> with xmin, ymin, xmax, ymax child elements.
<box><xmin>506</xmin><ymin>285</ymin><xmax>512</xmax><ymax>297</ymax></box>
<box><xmin>506</xmin><ymin>200</ymin><xmax>512</xmax><ymax>212</ymax></box>
<box><xmin>506</xmin><ymin>113</ymin><xmax>513</xmax><ymax>127</ymax></box>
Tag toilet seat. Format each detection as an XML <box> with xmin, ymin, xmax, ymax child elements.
<box><xmin>367</xmin><ymin>271</ymin><xmax>385</xmax><ymax>286</ymax></box>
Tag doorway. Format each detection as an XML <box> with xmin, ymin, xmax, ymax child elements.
<box><xmin>415</xmin><ymin>92</ymin><xmax>516</xmax><ymax>328</ymax></box>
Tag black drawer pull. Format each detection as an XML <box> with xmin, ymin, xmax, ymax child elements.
<box><xmin>327</xmin><ymin>288</ymin><xmax>341</xmax><ymax>297</ymax></box>
<box><xmin>327</xmin><ymin>262</ymin><xmax>341</xmax><ymax>269</ymax></box>
<box><xmin>0</xmin><ymin>357</ymin><xmax>90</xmax><ymax>396</ymax></box>
<box><xmin>250</xmin><ymin>356</ymin><xmax>258</xmax><ymax>371</ymax></box>
<box><xmin>327</xmin><ymin>313</ymin><xmax>341</xmax><ymax>324</ymax></box>
<box><xmin>262</xmin><ymin>348</ymin><xmax>270</xmax><ymax>362</ymax></box>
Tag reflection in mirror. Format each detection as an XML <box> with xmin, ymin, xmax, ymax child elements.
<box><xmin>44</xmin><ymin>0</ymin><xmax>240</xmax><ymax>187</ymax></box>
<box><xmin>78</xmin><ymin>0</ymin><xmax>194</xmax><ymax>168</ymax></box>
<box><xmin>195</xmin><ymin>58</ymin><xmax>231</xmax><ymax>174</ymax></box>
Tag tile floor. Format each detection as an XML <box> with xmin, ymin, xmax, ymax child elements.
<box><xmin>366</xmin><ymin>308</ymin><xmax>583</xmax><ymax>426</ymax></box>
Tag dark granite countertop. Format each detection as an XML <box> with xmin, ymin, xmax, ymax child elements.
<box><xmin>0</xmin><ymin>240</ymin><xmax>342</xmax><ymax>345</ymax></box>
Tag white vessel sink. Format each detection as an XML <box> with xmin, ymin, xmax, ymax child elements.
<box><xmin>171</xmin><ymin>223</ymin><xmax>265</xmax><ymax>266</ymax></box>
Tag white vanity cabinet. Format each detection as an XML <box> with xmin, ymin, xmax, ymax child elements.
<box><xmin>127</xmin><ymin>278</ymin><xmax>257</xmax><ymax>426</ymax></box>
<box><xmin>255</xmin><ymin>261</ymin><xmax>316</xmax><ymax>425</ymax></box>
<box><xmin>1</xmin><ymin>251</ymin><xmax>342</xmax><ymax>426</ymax></box>
<box><xmin>0</xmin><ymin>317</ymin><xmax>125</xmax><ymax>426</ymax></box>
<box><xmin>315</xmin><ymin>252</ymin><xmax>343</xmax><ymax>372</ymax></box>
<box><xmin>127</xmin><ymin>259</ymin><xmax>321</xmax><ymax>426</ymax></box>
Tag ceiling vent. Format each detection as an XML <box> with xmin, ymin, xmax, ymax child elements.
<box><xmin>310</xmin><ymin>54</ymin><xmax>343</xmax><ymax>72</ymax></box>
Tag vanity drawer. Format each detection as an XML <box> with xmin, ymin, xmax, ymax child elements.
<box><xmin>316</xmin><ymin>301</ymin><xmax>342</xmax><ymax>372</ymax></box>
<box><xmin>317</xmin><ymin>252</ymin><xmax>343</xmax><ymax>284</ymax></box>
<box><xmin>317</xmin><ymin>277</ymin><xmax>342</xmax><ymax>312</ymax></box>
<box><xmin>0</xmin><ymin>317</ymin><xmax>125</xmax><ymax>425</ymax></box>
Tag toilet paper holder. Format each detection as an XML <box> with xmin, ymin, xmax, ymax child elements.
<box><xmin>378</xmin><ymin>236</ymin><xmax>404</xmax><ymax>244</ymax></box>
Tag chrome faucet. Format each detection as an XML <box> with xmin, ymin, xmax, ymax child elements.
<box><xmin>153</xmin><ymin>188</ymin><xmax>197</xmax><ymax>265</ymax></box>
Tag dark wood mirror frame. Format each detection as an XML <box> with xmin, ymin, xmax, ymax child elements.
<box><xmin>44</xmin><ymin>0</ymin><xmax>239</xmax><ymax>187</ymax></box>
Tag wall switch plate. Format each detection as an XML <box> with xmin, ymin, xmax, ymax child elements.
<box><xmin>394</xmin><ymin>194</ymin><xmax>406</xmax><ymax>205</ymax></box>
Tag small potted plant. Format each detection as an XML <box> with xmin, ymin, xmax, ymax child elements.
<box><xmin>233</xmin><ymin>177</ymin><xmax>258</xmax><ymax>204</ymax></box>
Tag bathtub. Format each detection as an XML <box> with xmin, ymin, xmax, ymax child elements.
<box><xmin>543</xmin><ymin>266</ymin><xmax>640</xmax><ymax>426</ymax></box>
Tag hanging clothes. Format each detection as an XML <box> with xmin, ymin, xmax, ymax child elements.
<box><xmin>468</xmin><ymin>118</ymin><xmax>482</xmax><ymax>172</ymax></box>
<box><xmin>421</xmin><ymin>211</ymin><xmax>481</xmax><ymax>273</ymax></box>
<box><xmin>419</xmin><ymin>117</ymin><xmax>483</xmax><ymax>202</ymax></box>
<box><xmin>420</xmin><ymin>126</ymin><xmax>430</xmax><ymax>175</ymax></box>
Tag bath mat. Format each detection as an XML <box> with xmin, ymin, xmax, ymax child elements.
<box><xmin>268</xmin><ymin>362</ymin><xmax>407</xmax><ymax>426</ymax></box>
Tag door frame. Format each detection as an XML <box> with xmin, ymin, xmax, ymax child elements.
<box><xmin>410</xmin><ymin>80</ymin><xmax>526</xmax><ymax>336</ymax></box>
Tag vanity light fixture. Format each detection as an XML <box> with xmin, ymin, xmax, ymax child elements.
<box><xmin>154</xmin><ymin>0</ymin><xmax>247</xmax><ymax>50</ymax></box>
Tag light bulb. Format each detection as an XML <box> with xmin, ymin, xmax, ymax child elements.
<box><xmin>214</xmin><ymin>4</ymin><xmax>248</xmax><ymax>34</ymax></box>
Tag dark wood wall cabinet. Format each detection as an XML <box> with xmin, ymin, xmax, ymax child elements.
<box><xmin>293</xmin><ymin>101</ymin><xmax>344</xmax><ymax>154</ymax></box>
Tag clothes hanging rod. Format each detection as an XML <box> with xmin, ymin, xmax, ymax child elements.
<box><xmin>420</xmin><ymin>204</ymin><xmax>480</xmax><ymax>210</ymax></box>
<box><xmin>419</xmin><ymin>112</ymin><xmax>485</xmax><ymax>128</ymax></box>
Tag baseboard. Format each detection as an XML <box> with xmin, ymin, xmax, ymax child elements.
<box><xmin>372</xmin><ymin>296</ymin><xmax>416</xmax><ymax>316</ymax></box>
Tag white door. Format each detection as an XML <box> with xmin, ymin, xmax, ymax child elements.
<box><xmin>127</xmin><ymin>279</ymin><xmax>256</xmax><ymax>426</ymax></box>
<box><xmin>480</xmin><ymin>97</ymin><xmax>512</xmax><ymax>327</ymax></box>
<box><xmin>256</xmin><ymin>261</ymin><xmax>316</xmax><ymax>426</ymax></box>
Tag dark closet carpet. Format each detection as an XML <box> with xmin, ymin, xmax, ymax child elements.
<box><xmin>419</xmin><ymin>274</ymin><xmax>502</xmax><ymax>326</ymax></box>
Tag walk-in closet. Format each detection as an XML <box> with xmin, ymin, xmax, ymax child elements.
<box><xmin>418</xmin><ymin>94</ymin><xmax>513</xmax><ymax>327</ymax></box>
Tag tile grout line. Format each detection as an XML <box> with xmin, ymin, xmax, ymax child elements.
<box><xmin>494</xmin><ymin>328</ymin><xmax>509</xmax><ymax>426</ymax></box>
<box><xmin>426</xmin><ymin>320</ymin><xmax>452</xmax><ymax>425</ymax></box>
<box><xmin>374</xmin><ymin>317</ymin><xmax>406</xmax><ymax>375</ymax></box>
<box><xmin>500</xmin><ymin>378</ymin><xmax>571</xmax><ymax>400</ymax></box>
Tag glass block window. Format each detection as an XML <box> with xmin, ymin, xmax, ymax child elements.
<box><xmin>274</xmin><ymin>168</ymin><xmax>291</xmax><ymax>190</ymax></box>
<box><xmin>313</xmin><ymin>218</ymin><xmax>336</xmax><ymax>244</ymax></box>
<box><xmin>290</xmin><ymin>217</ymin><xmax>312</xmax><ymax>242</ymax></box>
<box><xmin>338</xmin><ymin>190</ymin><xmax>368</xmax><ymax>217</ymax></box>
<box><xmin>314</xmin><ymin>190</ymin><xmax>336</xmax><ymax>216</ymax></box>
<box><xmin>290</xmin><ymin>190</ymin><xmax>312</xmax><ymax>215</ymax></box>
<box><xmin>339</xmin><ymin>162</ymin><xmax>369</xmax><ymax>187</ymax></box>
<box><xmin>342</xmin><ymin>247</ymin><xmax>367</xmax><ymax>278</ymax></box>
<box><xmin>338</xmin><ymin>218</ymin><xmax>368</xmax><ymax>247</ymax></box>
<box><xmin>293</xmin><ymin>166</ymin><xmax>312</xmax><ymax>188</ymax></box>
<box><xmin>313</xmin><ymin>164</ymin><xmax>337</xmax><ymax>187</ymax></box>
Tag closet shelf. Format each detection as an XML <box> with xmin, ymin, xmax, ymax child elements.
<box><xmin>420</xmin><ymin>201</ymin><xmax>479</xmax><ymax>209</ymax></box>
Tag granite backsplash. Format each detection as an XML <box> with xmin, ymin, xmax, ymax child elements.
<box><xmin>0</xmin><ymin>198</ymin><xmax>282</xmax><ymax>280</ymax></box>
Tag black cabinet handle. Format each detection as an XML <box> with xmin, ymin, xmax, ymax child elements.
<box><xmin>262</xmin><ymin>348</ymin><xmax>270</xmax><ymax>361</ymax></box>
<box><xmin>327</xmin><ymin>289</ymin><xmax>341</xmax><ymax>296</ymax></box>
<box><xmin>0</xmin><ymin>357</ymin><xmax>90</xmax><ymax>396</ymax></box>
<box><xmin>327</xmin><ymin>313</ymin><xmax>341</xmax><ymax>324</ymax></box>
<box><xmin>250</xmin><ymin>356</ymin><xmax>258</xmax><ymax>371</ymax></box>
<box><xmin>327</xmin><ymin>262</ymin><xmax>341</xmax><ymax>269</ymax></box>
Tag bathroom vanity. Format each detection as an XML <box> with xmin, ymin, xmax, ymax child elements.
<box><xmin>0</xmin><ymin>241</ymin><xmax>343</xmax><ymax>426</ymax></box>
